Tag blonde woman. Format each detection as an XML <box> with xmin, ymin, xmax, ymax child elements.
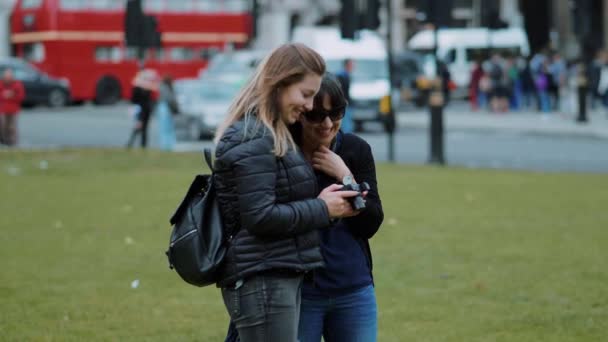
<box><xmin>214</xmin><ymin>43</ymin><xmax>359</xmax><ymax>342</ymax></box>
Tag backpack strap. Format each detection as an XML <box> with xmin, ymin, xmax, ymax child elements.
<box><xmin>203</xmin><ymin>148</ymin><xmax>214</xmax><ymax>172</ymax></box>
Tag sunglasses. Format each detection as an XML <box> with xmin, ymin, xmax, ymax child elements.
<box><xmin>302</xmin><ymin>107</ymin><xmax>346</xmax><ymax>123</ymax></box>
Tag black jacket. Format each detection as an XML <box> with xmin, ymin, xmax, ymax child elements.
<box><xmin>213</xmin><ymin>118</ymin><xmax>330</xmax><ymax>287</ymax></box>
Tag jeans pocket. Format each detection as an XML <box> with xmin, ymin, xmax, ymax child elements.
<box><xmin>221</xmin><ymin>286</ymin><xmax>241</xmax><ymax>318</ymax></box>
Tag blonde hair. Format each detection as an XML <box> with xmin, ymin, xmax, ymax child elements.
<box><xmin>214</xmin><ymin>43</ymin><xmax>326</xmax><ymax>156</ymax></box>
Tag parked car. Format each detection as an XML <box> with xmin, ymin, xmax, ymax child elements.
<box><xmin>173</xmin><ymin>79</ymin><xmax>241</xmax><ymax>140</ymax></box>
<box><xmin>0</xmin><ymin>57</ymin><xmax>71</xmax><ymax>107</ymax></box>
<box><xmin>198</xmin><ymin>49</ymin><xmax>264</xmax><ymax>87</ymax></box>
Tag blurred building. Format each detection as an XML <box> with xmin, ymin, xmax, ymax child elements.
<box><xmin>253</xmin><ymin>0</ymin><xmax>340</xmax><ymax>49</ymax></box>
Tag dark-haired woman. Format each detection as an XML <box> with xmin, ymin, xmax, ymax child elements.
<box><xmin>294</xmin><ymin>73</ymin><xmax>384</xmax><ymax>342</ymax></box>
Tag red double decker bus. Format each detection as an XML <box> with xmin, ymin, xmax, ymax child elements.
<box><xmin>10</xmin><ymin>0</ymin><xmax>253</xmax><ymax>104</ymax></box>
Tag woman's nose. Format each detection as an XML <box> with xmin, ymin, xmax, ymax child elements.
<box><xmin>304</xmin><ymin>99</ymin><xmax>314</xmax><ymax>111</ymax></box>
<box><xmin>321</xmin><ymin>116</ymin><xmax>333</xmax><ymax>127</ymax></box>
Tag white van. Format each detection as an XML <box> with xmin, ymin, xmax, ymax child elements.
<box><xmin>408</xmin><ymin>27</ymin><xmax>530</xmax><ymax>96</ymax></box>
<box><xmin>293</xmin><ymin>26</ymin><xmax>390</xmax><ymax>130</ymax></box>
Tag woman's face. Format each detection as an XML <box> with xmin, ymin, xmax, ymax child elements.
<box><xmin>278</xmin><ymin>73</ymin><xmax>322</xmax><ymax>124</ymax></box>
<box><xmin>300</xmin><ymin>94</ymin><xmax>342</xmax><ymax>148</ymax></box>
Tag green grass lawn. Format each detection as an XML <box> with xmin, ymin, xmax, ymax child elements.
<box><xmin>1</xmin><ymin>149</ymin><xmax>607</xmax><ymax>341</ymax></box>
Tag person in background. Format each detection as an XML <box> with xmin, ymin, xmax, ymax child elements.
<box><xmin>519</xmin><ymin>56</ymin><xmax>536</xmax><ymax>110</ymax></box>
<box><xmin>469</xmin><ymin>60</ymin><xmax>484</xmax><ymax>111</ymax></box>
<box><xmin>294</xmin><ymin>73</ymin><xmax>384</xmax><ymax>342</ymax></box>
<box><xmin>488</xmin><ymin>54</ymin><xmax>509</xmax><ymax>113</ymax></box>
<box><xmin>506</xmin><ymin>55</ymin><xmax>522</xmax><ymax>111</ymax></box>
<box><xmin>126</xmin><ymin>69</ymin><xmax>157</xmax><ymax>149</ymax></box>
<box><xmin>156</xmin><ymin>75</ymin><xmax>178</xmax><ymax>151</ymax></box>
<box><xmin>0</xmin><ymin>69</ymin><xmax>25</xmax><ymax>146</ymax></box>
<box><xmin>548</xmin><ymin>53</ymin><xmax>567</xmax><ymax>111</ymax></box>
<box><xmin>335</xmin><ymin>59</ymin><xmax>354</xmax><ymax>133</ymax></box>
<box><xmin>213</xmin><ymin>43</ymin><xmax>359</xmax><ymax>342</ymax></box>
<box><xmin>438</xmin><ymin>61</ymin><xmax>453</xmax><ymax>106</ymax></box>
<box><xmin>588</xmin><ymin>50</ymin><xmax>605</xmax><ymax>110</ymax></box>
<box><xmin>535</xmin><ymin>61</ymin><xmax>552</xmax><ymax>114</ymax></box>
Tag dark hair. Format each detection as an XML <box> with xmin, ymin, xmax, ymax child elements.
<box><xmin>313</xmin><ymin>72</ymin><xmax>348</xmax><ymax>111</ymax></box>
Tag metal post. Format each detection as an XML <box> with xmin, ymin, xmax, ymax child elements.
<box><xmin>428</xmin><ymin>24</ymin><xmax>445</xmax><ymax>165</ymax></box>
<box><xmin>576</xmin><ymin>62</ymin><xmax>589</xmax><ymax>123</ymax></box>
<box><xmin>385</xmin><ymin>0</ymin><xmax>396</xmax><ymax>162</ymax></box>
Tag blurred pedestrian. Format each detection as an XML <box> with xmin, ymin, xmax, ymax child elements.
<box><xmin>469</xmin><ymin>60</ymin><xmax>484</xmax><ymax>111</ymax></box>
<box><xmin>156</xmin><ymin>75</ymin><xmax>178</xmax><ymax>151</ymax></box>
<box><xmin>519</xmin><ymin>57</ymin><xmax>536</xmax><ymax>109</ymax></box>
<box><xmin>293</xmin><ymin>73</ymin><xmax>384</xmax><ymax>342</ymax></box>
<box><xmin>0</xmin><ymin>69</ymin><xmax>25</xmax><ymax>146</ymax></box>
<box><xmin>488</xmin><ymin>54</ymin><xmax>509</xmax><ymax>113</ymax></box>
<box><xmin>126</xmin><ymin>69</ymin><xmax>157</xmax><ymax>149</ymax></box>
<box><xmin>535</xmin><ymin>62</ymin><xmax>552</xmax><ymax>113</ymax></box>
<box><xmin>548</xmin><ymin>53</ymin><xmax>567</xmax><ymax>111</ymax></box>
<box><xmin>438</xmin><ymin>61</ymin><xmax>453</xmax><ymax>106</ymax></box>
<box><xmin>336</xmin><ymin>59</ymin><xmax>354</xmax><ymax>133</ymax></box>
<box><xmin>506</xmin><ymin>55</ymin><xmax>522</xmax><ymax>111</ymax></box>
<box><xmin>588</xmin><ymin>50</ymin><xmax>606</xmax><ymax>110</ymax></box>
<box><xmin>214</xmin><ymin>43</ymin><xmax>359</xmax><ymax>342</ymax></box>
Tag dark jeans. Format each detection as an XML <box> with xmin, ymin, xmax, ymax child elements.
<box><xmin>298</xmin><ymin>284</ymin><xmax>377</xmax><ymax>342</ymax></box>
<box><xmin>221</xmin><ymin>273</ymin><xmax>304</xmax><ymax>342</ymax></box>
<box><xmin>126</xmin><ymin>113</ymin><xmax>150</xmax><ymax>148</ymax></box>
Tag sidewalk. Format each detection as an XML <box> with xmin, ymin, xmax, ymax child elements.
<box><xmin>396</xmin><ymin>107</ymin><xmax>608</xmax><ymax>139</ymax></box>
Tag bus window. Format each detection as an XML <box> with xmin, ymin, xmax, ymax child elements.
<box><xmin>144</xmin><ymin>0</ymin><xmax>164</xmax><ymax>12</ymax></box>
<box><xmin>167</xmin><ymin>1</ymin><xmax>195</xmax><ymax>12</ymax></box>
<box><xmin>60</xmin><ymin>0</ymin><xmax>86</xmax><ymax>10</ymax></box>
<box><xmin>223</xmin><ymin>0</ymin><xmax>250</xmax><ymax>12</ymax></box>
<box><xmin>200</xmin><ymin>47</ymin><xmax>220</xmax><ymax>60</ymax></box>
<box><xmin>90</xmin><ymin>0</ymin><xmax>124</xmax><ymax>10</ymax></box>
<box><xmin>194</xmin><ymin>0</ymin><xmax>249</xmax><ymax>13</ymax></box>
<box><xmin>95</xmin><ymin>47</ymin><xmax>111</xmax><ymax>62</ymax></box>
<box><xmin>124</xmin><ymin>47</ymin><xmax>139</xmax><ymax>61</ymax></box>
<box><xmin>22</xmin><ymin>0</ymin><xmax>43</xmax><ymax>9</ymax></box>
<box><xmin>169</xmin><ymin>47</ymin><xmax>195</xmax><ymax>61</ymax></box>
<box><xmin>23</xmin><ymin>43</ymin><xmax>45</xmax><ymax>62</ymax></box>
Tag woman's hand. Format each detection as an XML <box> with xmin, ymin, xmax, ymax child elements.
<box><xmin>317</xmin><ymin>184</ymin><xmax>360</xmax><ymax>219</ymax></box>
<box><xmin>312</xmin><ymin>146</ymin><xmax>352</xmax><ymax>182</ymax></box>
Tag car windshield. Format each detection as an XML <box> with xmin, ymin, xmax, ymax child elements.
<box><xmin>175</xmin><ymin>81</ymin><xmax>239</xmax><ymax>102</ymax></box>
<box><xmin>205</xmin><ymin>56</ymin><xmax>252</xmax><ymax>76</ymax></box>
<box><xmin>326</xmin><ymin>59</ymin><xmax>388</xmax><ymax>82</ymax></box>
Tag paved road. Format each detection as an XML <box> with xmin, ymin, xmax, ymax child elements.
<box><xmin>9</xmin><ymin>102</ymin><xmax>608</xmax><ymax>173</ymax></box>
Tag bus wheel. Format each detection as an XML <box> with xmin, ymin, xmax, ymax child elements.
<box><xmin>48</xmin><ymin>88</ymin><xmax>69</xmax><ymax>107</ymax></box>
<box><xmin>95</xmin><ymin>76</ymin><xmax>122</xmax><ymax>105</ymax></box>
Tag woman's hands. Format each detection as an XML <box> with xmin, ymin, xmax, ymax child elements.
<box><xmin>318</xmin><ymin>184</ymin><xmax>359</xmax><ymax>219</ymax></box>
<box><xmin>312</xmin><ymin>146</ymin><xmax>352</xmax><ymax>182</ymax></box>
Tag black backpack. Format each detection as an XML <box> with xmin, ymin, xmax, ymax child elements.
<box><xmin>166</xmin><ymin>149</ymin><xmax>226</xmax><ymax>287</ymax></box>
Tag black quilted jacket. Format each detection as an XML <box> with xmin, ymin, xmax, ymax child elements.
<box><xmin>213</xmin><ymin>118</ymin><xmax>330</xmax><ymax>287</ymax></box>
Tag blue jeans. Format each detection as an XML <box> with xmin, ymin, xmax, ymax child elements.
<box><xmin>222</xmin><ymin>273</ymin><xmax>304</xmax><ymax>342</ymax></box>
<box><xmin>298</xmin><ymin>284</ymin><xmax>377</xmax><ymax>342</ymax></box>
